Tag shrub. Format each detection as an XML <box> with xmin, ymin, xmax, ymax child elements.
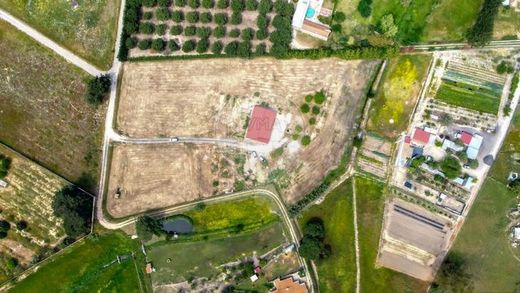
<box><xmin>139</xmin><ymin>22</ymin><xmax>155</xmax><ymax>34</ymax></box>
<box><xmin>309</xmin><ymin>117</ymin><xmax>316</xmax><ymax>125</ymax></box>
<box><xmin>170</xmin><ymin>25</ymin><xmax>183</xmax><ymax>35</ymax></box>
<box><xmin>156</xmin><ymin>24</ymin><xmax>167</xmax><ymax>35</ymax></box>
<box><xmin>168</xmin><ymin>40</ymin><xmax>180</xmax><ymax>51</ymax></box>
<box><xmin>231</xmin><ymin>11</ymin><xmax>242</xmax><ymax>24</ymax></box>
<box><xmin>331</xmin><ymin>23</ymin><xmax>341</xmax><ymax>32</ymax></box>
<box><xmin>332</xmin><ymin>11</ymin><xmax>346</xmax><ymax>23</ymax></box>
<box><xmin>138</xmin><ymin>39</ymin><xmax>152</xmax><ymax>50</ymax></box>
<box><xmin>52</xmin><ymin>185</ymin><xmax>92</xmax><ymax>238</ymax></box>
<box><xmin>0</xmin><ymin>220</ymin><xmax>10</xmax><ymax>233</ymax></box>
<box><xmin>156</xmin><ymin>7</ymin><xmax>170</xmax><ymax>21</ymax></box>
<box><xmin>379</xmin><ymin>14</ymin><xmax>398</xmax><ymax>38</ymax></box>
<box><xmin>255</xmin><ymin>43</ymin><xmax>267</xmax><ymax>55</ymax></box>
<box><xmin>214</xmin><ymin>13</ymin><xmax>228</xmax><ymax>25</ymax></box>
<box><xmin>16</xmin><ymin>221</ymin><xmax>27</xmax><ymax>231</ymax></box>
<box><xmin>256</xmin><ymin>28</ymin><xmax>269</xmax><ymax>40</ymax></box>
<box><xmin>312</xmin><ymin>105</ymin><xmax>320</xmax><ymax>115</ymax></box>
<box><xmin>182</xmin><ymin>39</ymin><xmax>196</xmax><ymax>52</ymax></box>
<box><xmin>189</xmin><ymin>0</ymin><xmax>200</xmax><ymax>8</ymax></box>
<box><xmin>300</xmin><ymin>103</ymin><xmax>310</xmax><ymax>113</ymax></box>
<box><xmin>197</xmin><ymin>27</ymin><xmax>212</xmax><ymax>38</ymax></box>
<box><xmin>238</xmin><ymin>41</ymin><xmax>252</xmax><ymax>58</ymax></box>
<box><xmin>241</xmin><ymin>28</ymin><xmax>255</xmax><ymax>41</ymax></box>
<box><xmin>303</xmin><ymin>218</ymin><xmax>325</xmax><ymax>239</ymax></box>
<box><xmin>86</xmin><ymin>74</ymin><xmax>111</xmax><ymax>105</ymax></box>
<box><xmin>217</xmin><ymin>0</ymin><xmax>229</xmax><ymax>8</ymax></box>
<box><xmin>272</xmin><ymin>15</ymin><xmax>289</xmax><ymax>29</ymax></box>
<box><xmin>187</xmin><ymin>11</ymin><xmax>199</xmax><ymax>23</ymax></box>
<box><xmin>225</xmin><ymin>41</ymin><xmax>239</xmax><ymax>55</ymax></box>
<box><xmin>142</xmin><ymin>11</ymin><xmax>153</xmax><ymax>20</ymax></box>
<box><xmin>257</xmin><ymin>14</ymin><xmax>269</xmax><ymax>29</ymax></box>
<box><xmin>202</xmin><ymin>0</ymin><xmax>214</xmax><ymax>7</ymax></box>
<box><xmin>212</xmin><ymin>41</ymin><xmax>224</xmax><ymax>54</ymax></box>
<box><xmin>357</xmin><ymin>0</ymin><xmax>372</xmax><ymax>18</ymax></box>
<box><xmin>258</xmin><ymin>0</ymin><xmax>272</xmax><ymax>13</ymax></box>
<box><xmin>171</xmin><ymin>10</ymin><xmax>184</xmax><ymax>22</ymax></box>
<box><xmin>229</xmin><ymin>28</ymin><xmax>241</xmax><ymax>38</ymax></box>
<box><xmin>125</xmin><ymin>37</ymin><xmax>137</xmax><ymax>49</ymax></box>
<box><xmin>184</xmin><ymin>25</ymin><xmax>197</xmax><ymax>36</ymax></box>
<box><xmin>298</xmin><ymin>237</ymin><xmax>322</xmax><ymax>260</ymax></box>
<box><xmin>214</xmin><ymin>26</ymin><xmax>227</xmax><ymax>38</ymax></box>
<box><xmin>496</xmin><ymin>60</ymin><xmax>515</xmax><ymax>74</ymax></box>
<box><xmin>175</xmin><ymin>0</ymin><xmax>186</xmax><ymax>6</ymax></box>
<box><xmin>301</xmin><ymin>135</ymin><xmax>311</xmax><ymax>146</ymax></box>
<box><xmin>200</xmin><ymin>12</ymin><xmax>212</xmax><ymax>23</ymax></box>
<box><xmin>136</xmin><ymin>216</ymin><xmax>163</xmax><ymax>241</ymax></box>
<box><xmin>142</xmin><ymin>0</ymin><xmax>157</xmax><ymax>7</ymax></box>
<box><xmin>441</xmin><ymin>156</ymin><xmax>462</xmax><ymax>179</ymax></box>
<box><xmin>246</xmin><ymin>0</ymin><xmax>258</xmax><ymax>10</ymax></box>
<box><xmin>157</xmin><ymin>0</ymin><xmax>170</xmax><ymax>6</ymax></box>
<box><xmin>231</xmin><ymin>0</ymin><xmax>244</xmax><ymax>11</ymax></box>
<box><xmin>152</xmin><ymin>38</ymin><xmax>165</xmax><ymax>51</ymax></box>
<box><xmin>314</xmin><ymin>90</ymin><xmax>326</xmax><ymax>104</ymax></box>
<box><xmin>273</xmin><ymin>0</ymin><xmax>294</xmax><ymax>16</ymax></box>
<box><xmin>467</xmin><ymin>0</ymin><xmax>502</xmax><ymax>46</ymax></box>
<box><xmin>196</xmin><ymin>38</ymin><xmax>210</xmax><ymax>53</ymax></box>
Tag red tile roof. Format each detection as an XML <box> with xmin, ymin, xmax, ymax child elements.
<box><xmin>404</xmin><ymin>136</ymin><xmax>411</xmax><ymax>144</ymax></box>
<box><xmin>460</xmin><ymin>132</ymin><xmax>473</xmax><ymax>145</ymax></box>
<box><xmin>246</xmin><ymin>106</ymin><xmax>277</xmax><ymax>144</ymax></box>
<box><xmin>412</xmin><ymin>128</ymin><xmax>431</xmax><ymax>144</ymax></box>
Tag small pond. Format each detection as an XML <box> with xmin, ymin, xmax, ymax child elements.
<box><xmin>162</xmin><ymin>217</ymin><xmax>193</xmax><ymax>234</ymax></box>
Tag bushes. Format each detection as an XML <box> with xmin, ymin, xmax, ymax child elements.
<box><xmin>357</xmin><ymin>0</ymin><xmax>372</xmax><ymax>18</ymax></box>
<box><xmin>136</xmin><ymin>216</ymin><xmax>163</xmax><ymax>241</ymax></box>
<box><xmin>214</xmin><ymin>26</ymin><xmax>226</xmax><ymax>38</ymax></box>
<box><xmin>212</xmin><ymin>41</ymin><xmax>224</xmax><ymax>54</ymax></box>
<box><xmin>86</xmin><ymin>74</ymin><xmax>111</xmax><ymax>105</ymax></box>
<box><xmin>246</xmin><ymin>0</ymin><xmax>258</xmax><ymax>10</ymax></box>
<box><xmin>182</xmin><ymin>39</ymin><xmax>196</xmax><ymax>52</ymax></box>
<box><xmin>184</xmin><ymin>25</ymin><xmax>197</xmax><ymax>36</ymax></box>
<box><xmin>142</xmin><ymin>0</ymin><xmax>156</xmax><ymax>6</ymax></box>
<box><xmin>225</xmin><ymin>41</ymin><xmax>239</xmax><ymax>55</ymax></box>
<box><xmin>139</xmin><ymin>22</ymin><xmax>155</xmax><ymax>34</ymax></box>
<box><xmin>168</xmin><ymin>40</ymin><xmax>180</xmax><ymax>51</ymax></box>
<box><xmin>202</xmin><ymin>0</ymin><xmax>214</xmax><ymax>8</ymax></box>
<box><xmin>197</xmin><ymin>38</ymin><xmax>210</xmax><ymax>53</ymax></box>
<box><xmin>231</xmin><ymin>11</ymin><xmax>242</xmax><ymax>24</ymax></box>
<box><xmin>301</xmin><ymin>135</ymin><xmax>311</xmax><ymax>145</ymax></box>
<box><xmin>255</xmin><ymin>43</ymin><xmax>267</xmax><ymax>55</ymax></box>
<box><xmin>189</xmin><ymin>0</ymin><xmax>200</xmax><ymax>8</ymax></box>
<box><xmin>156</xmin><ymin>24</ymin><xmax>167</xmax><ymax>35</ymax></box>
<box><xmin>197</xmin><ymin>27</ymin><xmax>212</xmax><ymax>38</ymax></box>
<box><xmin>214</xmin><ymin>13</ymin><xmax>228</xmax><ymax>25</ymax></box>
<box><xmin>16</xmin><ymin>220</ymin><xmax>27</xmax><ymax>231</ymax></box>
<box><xmin>0</xmin><ymin>220</ymin><xmax>10</xmax><ymax>239</ymax></box>
<box><xmin>152</xmin><ymin>38</ymin><xmax>165</xmax><ymax>51</ymax></box>
<box><xmin>231</xmin><ymin>0</ymin><xmax>245</xmax><ymax>11</ymax></box>
<box><xmin>171</xmin><ymin>10</ymin><xmax>184</xmax><ymax>22</ymax></box>
<box><xmin>467</xmin><ymin>0</ymin><xmax>502</xmax><ymax>46</ymax></box>
<box><xmin>256</xmin><ymin>29</ymin><xmax>268</xmax><ymax>40</ymax></box>
<box><xmin>258</xmin><ymin>0</ymin><xmax>272</xmax><ymax>14</ymax></box>
<box><xmin>300</xmin><ymin>103</ymin><xmax>310</xmax><ymax>113</ymax></box>
<box><xmin>170</xmin><ymin>25</ymin><xmax>183</xmax><ymax>35</ymax></box>
<box><xmin>157</xmin><ymin>0</ymin><xmax>170</xmax><ymax>6</ymax></box>
<box><xmin>441</xmin><ymin>156</ymin><xmax>462</xmax><ymax>179</ymax></box>
<box><xmin>217</xmin><ymin>0</ymin><xmax>229</xmax><ymax>8</ymax></box>
<box><xmin>200</xmin><ymin>11</ymin><xmax>213</xmax><ymax>23</ymax></box>
<box><xmin>138</xmin><ymin>39</ymin><xmax>152</xmax><ymax>50</ymax></box>
<box><xmin>496</xmin><ymin>60</ymin><xmax>514</xmax><ymax>74</ymax></box>
<box><xmin>289</xmin><ymin>183</ymin><xmax>329</xmax><ymax>216</ymax></box>
<box><xmin>186</xmin><ymin>11</ymin><xmax>199</xmax><ymax>23</ymax></box>
<box><xmin>282</xmin><ymin>45</ymin><xmax>400</xmax><ymax>60</ymax></box>
<box><xmin>0</xmin><ymin>154</ymin><xmax>11</xmax><ymax>179</ymax></box>
<box><xmin>241</xmin><ymin>28</ymin><xmax>255</xmax><ymax>41</ymax></box>
<box><xmin>155</xmin><ymin>7</ymin><xmax>170</xmax><ymax>21</ymax></box>
<box><xmin>229</xmin><ymin>28</ymin><xmax>241</xmax><ymax>38</ymax></box>
<box><xmin>175</xmin><ymin>0</ymin><xmax>186</xmax><ymax>6</ymax></box>
<box><xmin>52</xmin><ymin>185</ymin><xmax>92</xmax><ymax>238</ymax></box>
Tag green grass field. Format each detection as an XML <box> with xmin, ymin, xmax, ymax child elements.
<box><xmin>0</xmin><ymin>20</ymin><xmax>104</xmax><ymax>191</ymax></box>
<box><xmin>0</xmin><ymin>0</ymin><xmax>120</xmax><ymax>69</ymax></box>
<box><xmin>493</xmin><ymin>7</ymin><xmax>520</xmax><ymax>40</ymax></box>
<box><xmin>435</xmin><ymin>81</ymin><xmax>501</xmax><ymax>114</ymax></box>
<box><xmin>368</xmin><ymin>54</ymin><xmax>431</xmax><ymax>138</ymax></box>
<box><xmin>355</xmin><ymin>176</ymin><xmax>428</xmax><ymax>292</ymax></box>
<box><xmin>299</xmin><ymin>179</ymin><xmax>356</xmax><ymax>293</ymax></box>
<box><xmin>488</xmin><ymin>111</ymin><xmax>520</xmax><ymax>183</ymax></box>
<box><xmin>10</xmin><ymin>231</ymin><xmax>148</xmax><ymax>292</ymax></box>
<box><xmin>148</xmin><ymin>222</ymin><xmax>287</xmax><ymax>285</ymax></box>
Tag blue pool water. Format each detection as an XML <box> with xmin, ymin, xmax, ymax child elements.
<box><xmin>306</xmin><ymin>7</ymin><xmax>315</xmax><ymax>18</ymax></box>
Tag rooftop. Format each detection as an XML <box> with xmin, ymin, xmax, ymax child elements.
<box><xmin>412</xmin><ymin>128</ymin><xmax>432</xmax><ymax>145</ymax></box>
<box><xmin>272</xmin><ymin>277</ymin><xmax>308</xmax><ymax>293</ymax></box>
<box><xmin>246</xmin><ymin>106</ymin><xmax>277</xmax><ymax>144</ymax></box>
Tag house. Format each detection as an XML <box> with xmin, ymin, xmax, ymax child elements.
<box><xmin>0</xmin><ymin>179</ymin><xmax>8</xmax><ymax>188</ymax></box>
<box><xmin>441</xmin><ymin>139</ymin><xmax>464</xmax><ymax>152</ymax></box>
<box><xmin>246</xmin><ymin>106</ymin><xmax>277</xmax><ymax>144</ymax></box>
<box><xmin>271</xmin><ymin>277</ymin><xmax>308</xmax><ymax>293</ymax></box>
<box><xmin>466</xmin><ymin>134</ymin><xmax>483</xmax><ymax>160</ymax></box>
<box><xmin>250</xmin><ymin>274</ymin><xmax>259</xmax><ymax>282</ymax></box>
<box><xmin>292</xmin><ymin>0</ymin><xmax>331</xmax><ymax>40</ymax></box>
<box><xmin>514</xmin><ymin>226</ymin><xmax>520</xmax><ymax>240</ymax></box>
<box><xmin>411</xmin><ymin>128</ymin><xmax>435</xmax><ymax>145</ymax></box>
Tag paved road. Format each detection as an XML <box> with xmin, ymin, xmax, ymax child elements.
<box><xmin>0</xmin><ymin>8</ymin><xmax>104</xmax><ymax>76</ymax></box>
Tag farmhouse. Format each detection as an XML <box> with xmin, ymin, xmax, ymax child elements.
<box><xmin>246</xmin><ymin>106</ymin><xmax>277</xmax><ymax>144</ymax></box>
<box><xmin>271</xmin><ymin>276</ymin><xmax>308</xmax><ymax>293</ymax></box>
<box><xmin>411</xmin><ymin>127</ymin><xmax>435</xmax><ymax>146</ymax></box>
<box><xmin>457</xmin><ymin>132</ymin><xmax>483</xmax><ymax>160</ymax></box>
<box><xmin>292</xmin><ymin>0</ymin><xmax>331</xmax><ymax>40</ymax></box>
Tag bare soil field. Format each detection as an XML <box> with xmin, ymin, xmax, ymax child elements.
<box><xmin>0</xmin><ymin>21</ymin><xmax>105</xmax><ymax>191</ymax></box>
<box><xmin>0</xmin><ymin>144</ymin><xmax>67</xmax><ymax>281</ymax></box>
<box><xmin>107</xmin><ymin>143</ymin><xmax>250</xmax><ymax>218</ymax></box>
<box><xmin>117</xmin><ymin>58</ymin><xmax>376</xmax><ymax>203</ymax></box>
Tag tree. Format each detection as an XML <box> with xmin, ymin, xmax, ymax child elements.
<box><xmin>255</xmin><ymin>43</ymin><xmax>267</xmax><ymax>55</ymax></box>
<box><xmin>298</xmin><ymin>237</ymin><xmax>322</xmax><ymax>260</ymax></box>
<box><xmin>197</xmin><ymin>27</ymin><xmax>212</xmax><ymax>38</ymax></box>
<box><xmin>175</xmin><ymin>0</ymin><xmax>186</xmax><ymax>5</ymax></box>
<box><xmin>52</xmin><ymin>185</ymin><xmax>92</xmax><ymax>238</ymax></box>
<box><xmin>156</xmin><ymin>24</ymin><xmax>167</xmax><ymax>35</ymax></box>
<box><xmin>379</xmin><ymin>14</ymin><xmax>398</xmax><ymax>38</ymax></box>
<box><xmin>202</xmin><ymin>0</ymin><xmax>214</xmax><ymax>8</ymax></box>
<box><xmin>86</xmin><ymin>74</ymin><xmax>111</xmax><ymax>105</ymax></box>
<box><xmin>225</xmin><ymin>41</ymin><xmax>239</xmax><ymax>55</ymax></box>
<box><xmin>125</xmin><ymin>37</ymin><xmax>137</xmax><ymax>49</ymax></box>
<box><xmin>300</xmin><ymin>103</ymin><xmax>310</xmax><ymax>113</ymax></box>
<box><xmin>440</xmin><ymin>156</ymin><xmax>462</xmax><ymax>179</ymax></box>
<box><xmin>258</xmin><ymin>0</ymin><xmax>272</xmax><ymax>13</ymax></box>
<box><xmin>186</xmin><ymin>11</ymin><xmax>199</xmax><ymax>23</ymax></box>
<box><xmin>196</xmin><ymin>38</ymin><xmax>210</xmax><ymax>53</ymax></box>
<box><xmin>0</xmin><ymin>154</ymin><xmax>11</xmax><ymax>179</ymax></box>
<box><xmin>217</xmin><ymin>0</ymin><xmax>228</xmax><ymax>8</ymax></box>
<box><xmin>432</xmin><ymin>252</ymin><xmax>474</xmax><ymax>292</ymax></box>
<box><xmin>139</xmin><ymin>22</ymin><xmax>155</xmax><ymax>34</ymax></box>
<box><xmin>184</xmin><ymin>25</ymin><xmax>197</xmax><ymax>36</ymax></box>
<box><xmin>155</xmin><ymin>7</ymin><xmax>170</xmax><ymax>21</ymax></box>
<box><xmin>16</xmin><ymin>220</ymin><xmax>27</xmax><ymax>231</ymax></box>
<box><xmin>136</xmin><ymin>216</ymin><xmax>163</xmax><ymax>241</ymax></box>
<box><xmin>256</xmin><ymin>29</ymin><xmax>269</xmax><ymax>40</ymax></box>
<box><xmin>257</xmin><ymin>14</ymin><xmax>269</xmax><ymax>29</ymax></box>
<box><xmin>182</xmin><ymin>40</ymin><xmax>196</xmax><ymax>52</ymax></box>
<box><xmin>332</xmin><ymin>11</ymin><xmax>346</xmax><ymax>23</ymax></box>
<box><xmin>138</xmin><ymin>39</ymin><xmax>152</xmax><ymax>50</ymax></box>
<box><xmin>312</xmin><ymin>105</ymin><xmax>320</xmax><ymax>115</ymax></box>
<box><xmin>357</xmin><ymin>0</ymin><xmax>372</xmax><ymax>18</ymax></box>
<box><xmin>229</xmin><ymin>28</ymin><xmax>241</xmax><ymax>38</ymax></box>
<box><xmin>509</xmin><ymin>178</ymin><xmax>520</xmax><ymax>194</ymax></box>
<box><xmin>238</xmin><ymin>41</ymin><xmax>252</xmax><ymax>58</ymax></box>
<box><xmin>151</xmin><ymin>38</ymin><xmax>165</xmax><ymax>51</ymax></box>
<box><xmin>214</xmin><ymin>26</ymin><xmax>226</xmax><ymax>38</ymax></box>
<box><xmin>497</xmin><ymin>60</ymin><xmax>514</xmax><ymax>74</ymax></box>
<box><xmin>303</xmin><ymin>218</ymin><xmax>325</xmax><ymax>239</ymax></box>
<box><xmin>142</xmin><ymin>0</ymin><xmax>157</xmax><ymax>6</ymax></box>
<box><xmin>231</xmin><ymin>11</ymin><xmax>242</xmax><ymax>24</ymax></box>
<box><xmin>200</xmin><ymin>12</ymin><xmax>212</xmax><ymax>23</ymax></box>
<box><xmin>170</xmin><ymin>25</ymin><xmax>183</xmax><ymax>35</ymax></box>
<box><xmin>188</xmin><ymin>0</ymin><xmax>200</xmax><ymax>8</ymax></box>
<box><xmin>214</xmin><ymin>13</ymin><xmax>228</xmax><ymax>25</ymax></box>
<box><xmin>157</xmin><ymin>0</ymin><xmax>170</xmax><ymax>6</ymax></box>
<box><xmin>466</xmin><ymin>0</ymin><xmax>502</xmax><ymax>46</ymax></box>
<box><xmin>171</xmin><ymin>10</ymin><xmax>184</xmax><ymax>22</ymax></box>
<box><xmin>246</xmin><ymin>0</ymin><xmax>257</xmax><ymax>10</ymax></box>
<box><xmin>212</xmin><ymin>41</ymin><xmax>224</xmax><ymax>54</ymax></box>
<box><xmin>301</xmin><ymin>135</ymin><xmax>311</xmax><ymax>146</ymax></box>
<box><xmin>231</xmin><ymin>0</ymin><xmax>244</xmax><ymax>11</ymax></box>
<box><xmin>168</xmin><ymin>40</ymin><xmax>180</xmax><ymax>51</ymax></box>
<box><xmin>241</xmin><ymin>28</ymin><xmax>255</xmax><ymax>41</ymax></box>
<box><xmin>0</xmin><ymin>220</ymin><xmax>10</xmax><ymax>233</ymax></box>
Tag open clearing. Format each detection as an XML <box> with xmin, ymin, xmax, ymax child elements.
<box><xmin>0</xmin><ymin>20</ymin><xmax>104</xmax><ymax>191</ymax></box>
<box><xmin>0</xmin><ymin>144</ymin><xmax>67</xmax><ymax>282</ymax></box>
<box><xmin>117</xmin><ymin>58</ymin><xmax>376</xmax><ymax>203</ymax></box>
<box><xmin>368</xmin><ymin>55</ymin><xmax>431</xmax><ymax>138</ymax></box>
<box><xmin>0</xmin><ymin>0</ymin><xmax>120</xmax><ymax>69</ymax></box>
<box><xmin>299</xmin><ymin>179</ymin><xmax>356</xmax><ymax>293</ymax></box>
<box><xmin>494</xmin><ymin>7</ymin><xmax>520</xmax><ymax>40</ymax></box>
<box><xmin>107</xmin><ymin>144</ymin><xmax>249</xmax><ymax>218</ymax></box>
<box><xmin>9</xmin><ymin>231</ymin><xmax>146</xmax><ymax>292</ymax></box>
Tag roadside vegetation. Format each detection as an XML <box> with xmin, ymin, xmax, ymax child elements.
<box><xmin>368</xmin><ymin>55</ymin><xmax>431</xmax><ymax>138</ymax></box>
<box><xmin>0</xmin><ymin>0</ymin><xmax>120</xmax><ymax>69</ymax></box>
<box><xmin>52</xmin><ymin>186</ymin><xmax>93</xmax><ymax>238</ymax></box>
<box><xmin>9</xmin><ymin>230</ymin><xmax>147</xmax><ymax>292</ymax></box>
<box><xmin>0</xmin><ymin>20</ymin><xmax>105</xmax><ymax>192</ymax></box>
<box><xmin>466</xmin><ymin>0</ymin><xmax>503</xmax><ymax>46</ymax></box>
<box><xmin>86</xmin><ymin>74</ymin><xmax>112</xmax><ymax>105</ymax></box>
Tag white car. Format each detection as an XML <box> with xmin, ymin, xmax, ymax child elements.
<box><xmin>170</xmin><ymin>137</ymin><xmax>179</xmax><ymax>142</ymax></box>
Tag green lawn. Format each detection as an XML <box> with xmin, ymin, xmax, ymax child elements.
<box><xmin>355</xmin><ymin>176</ymin><xmax>428</xmax><ymax>292</ymax></box>
<box><xmin>0</xmin><ymin>0</ymin><xmax>120</xmax><ymax>69</ymax></box>
<box><xmin>368</xmin><ymin>54</ymin><xmax>431</xmax><ymax>138</ymax></box>
<box><xmin>0</xmin><ymin>20</ymin><xmax>104</xmax><ymax>191</ymax></box>
<box><xmin>10</xmin><ymin>231</ymin><xmax>148</xmax><ymax>292</ymax></box>
<box><xmin>488</xmin><ymin>112</ymin><xmax>520</xmax><ymax>183</ymax></box>
<box><xmin>422</xmin><ymin>0</ymin><xmax>484</xmax><ymax>42</ymax></box>
<box><xmin>147</xmin><ymin>222</ymin><xmax>287</xmax><ymax>285</ymax></box>
<box><xmin>299</xmin><ymin>179</ymin><xmax>356</xmax><ymax>293</ymax></box>
<box><xmin>435</xmin><ymin>81</ymin><xmax>501</xmax><ymax>114</ymax></box>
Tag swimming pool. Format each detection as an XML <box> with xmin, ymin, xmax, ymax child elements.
<box><xmin>306</xmin><ymin>7</ymin><xmax>315</xmax><ymax>18</ymax></box>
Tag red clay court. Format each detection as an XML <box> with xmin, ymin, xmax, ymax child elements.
<box><xmin>246</xmin><ymin>106</ymin><xmax>277</xmax><ymax>144</ymax></box>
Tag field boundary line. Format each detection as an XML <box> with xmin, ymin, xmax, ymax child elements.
<box><xmin>352</xmin><ymin>177</ymin><xmax>360</xmax><ymax>293</ymax></box>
